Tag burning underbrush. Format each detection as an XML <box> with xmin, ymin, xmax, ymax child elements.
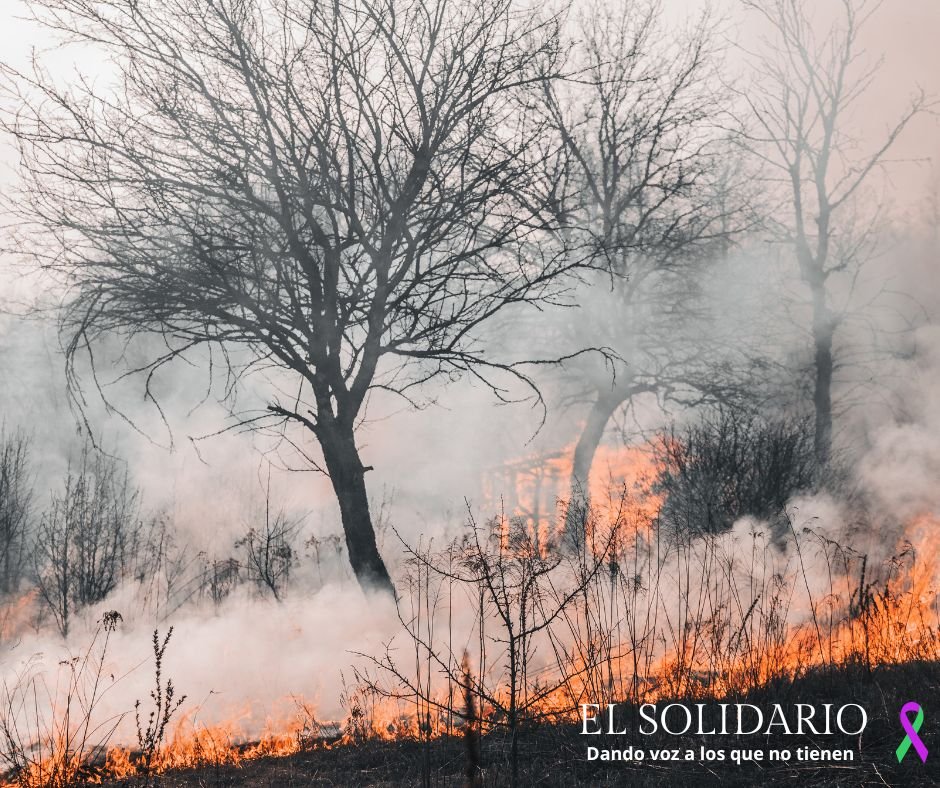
<box><xmin>0</xmin><ymin>446</ymin><xmax>937</xmax><ymax>786</ymax></box>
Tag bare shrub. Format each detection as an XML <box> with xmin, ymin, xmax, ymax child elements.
<box><xmin>306</xmin><ymin>534</ymin><xmax>345</xmax><ymax>589</ymax></box>
<box><xmin>235</xmin><ymin>486</ymin><xmax>300</xmax><ymax>602</ymax></box>
<box><xmin>352</xmin><ymin>478</ymin><xmax>940</xmax><ymax>781</ymax></box>
<box><xmin>358</xmin><ymin>508</ymin><xmax>619</xmax><ymax>784</ymax></box>
<box><xmin>197</xmin><ymin>557</ymin><xmax>242</xmax><ymax>609</ymax></box>
<box><xmin>132</xmin><ymin>628</ymin><xmax>185</xmax><ymax>787</ymax></box>
<box><xmin>236</xmin><ymin>522</ymin><xmax>296</xmax><ymax>602</ymax></box>
<box><xmin>0</xmin><ymin>427</ymin><xmax>33</xmax><ymax>597</ymax></box>
<box><xmin>128</xmin><ymin>515</ymin><xmax>194</xmax><ymax>621</ymax></box>
<box><xmin>654</xmin><ymin>408</ymin><xmax>815</xmax><ymax>537</ymax></box>
<box><xmin>34</xmin><ymin>443</ymin><xmax>143</xmax><ymax>637</ymax></box>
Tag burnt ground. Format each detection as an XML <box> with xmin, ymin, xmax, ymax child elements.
<box><xmin>102</xmin><ymin>660</ymin><xmax>940</xmax><ymax>787</ymax></box>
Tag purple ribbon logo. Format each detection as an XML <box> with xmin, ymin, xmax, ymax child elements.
<box><xmin>896</xmin><ymin>702</ymin><xmax>928</xmax><ymax>764</ymax></box>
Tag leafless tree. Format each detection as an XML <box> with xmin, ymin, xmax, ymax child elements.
<box><xmin>128</xmin><ymin>513</ymin><xmax>196</xmax><ymax>621</ymax></box>
<box><xmin>540</xmin><ymin>0</ymin><xmax>746</xmax><ymax>538</ymax></box>
<box><xmin>34</xmin><ymin>442</ymin><xmax>142</xmax><ymax>637</ymax></box>
<box><xmin>2</xmin><ymin>0</ymin><xmax>584</xmax><ymax>596</ymax></box>
<box><xmin>738</xmin><ymin>0</ymin><xmax>927</xmax><ymax>471</ymax></box>
<box><xmin>0</xmin><ymin>428</ymin><xmax>32</xmax><ymax>596</ymax></box>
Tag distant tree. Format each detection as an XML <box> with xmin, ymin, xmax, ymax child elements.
<box><xmin>739</xmin><ymin>0</ymin><xmax>926</xmax><ymax>472</ymax></box>
<box><xmin>34</xmin><ymin>442</ymin><xmax>142</xmax><ymax>637</ymax></box>
<box><xmin>540</xmin><ymin>0</ymin><xmax>746</xmax><ymax>540</ymax></box>
<box><xmin>237</xmin><ymin>518</ymin><xmax>296</xmax><ymax>602</ymax></box>
<box><xmin>2</xmin><ymin>0</ymin><xmax>582</xmax><ymax>596</ymax></box>
<box><xmin>130</xmin><ymin>513</ymin><xmax>195</xmax><ymax>620</ymax></box>
<box><xmin>0</xmin><ymin>427</ymin><xmax>32</xmax><ymax>596</ymax></box>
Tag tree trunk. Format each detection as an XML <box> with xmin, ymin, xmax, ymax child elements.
<box><xmin>811</xmin><ymin>287</ymin><xmax>834</xmax><ymax>473</ymax></box>
<box><xmin>319</xmin><ymin>422</ymin><xmax>396</xmax><ymax>597</ymax></box>
<box><xmin>564</xmin><ymin>388</ymin><xmax>628</xmax><ymax>547</ymax></box>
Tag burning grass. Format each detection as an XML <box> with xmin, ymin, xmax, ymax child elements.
<box><xmin>1</xmin><ymin>443</ymin><xmax>939</xmax><ymax>786</ymax></box>
<box><xmin>81</xmin><ymin>660</ymin><xmax>938</xmax><ymax>787</ymax></box>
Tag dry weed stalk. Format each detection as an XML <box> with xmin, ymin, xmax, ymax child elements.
<box><xmin>0</xmin><ymin>611</ymin><xmax>125</xmax><ymax>788</ymax></box>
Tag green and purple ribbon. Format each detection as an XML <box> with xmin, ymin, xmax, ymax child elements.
<box><xmin>896</xmin><ymin>701</ymin><xmax>927</xmax><ymax>764</ymax></box>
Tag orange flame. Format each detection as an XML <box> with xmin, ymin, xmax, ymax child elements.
<box><xmin>2</xmin><ymin>446</ymin><xmax>938</xmax><ymax>785</ymax></box>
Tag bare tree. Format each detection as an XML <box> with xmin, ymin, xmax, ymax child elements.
<box><xmin>34</xmin><ymin>442</ymin><xmax>142</xmax><ymax>637</ymax></box>
<box><xmin>2</xmin><ymin>0</ymin><xmax>582</xmax><ymax>596</ymax></box>
<box><xmin>195</xmin><ymin>555</ymin><xmax>243</xmax><ymax>610</ymax></box>
<box><xmin>739</xmin><ymin>0</ymin><xmax>926</xmax><ymax>471</ymax></box>
<box><xmin>540</xmin><ymin>0</ymin><xmax>745</xmax><ymax>537</ymax></box>
<box><xmin>129</xmin><ymin>513</ymin><xmax>195</xmax><ymax>621</ymax></box>
<box><xmin>0</xmin><ymin>428</ymin><xmax>32</xmax><ymax>596</ymax></box>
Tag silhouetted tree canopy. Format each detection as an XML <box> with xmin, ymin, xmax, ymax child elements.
<box><xmin>2</xmin><ymin>0</ymin><xmax>585</xmax><ymax>594</ymax></box>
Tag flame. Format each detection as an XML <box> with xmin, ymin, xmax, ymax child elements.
<box><xmin>101</xmin><ymin>714</ymin><xmax>311</xmax><ymax>779</ymax></box>
<box><xmin>2</xmin><ymin>443</ymin><xmax>939</xmax><ymax>785</ymax></box>
<box><xmin>0</xmin><ymin>590</ymin><xmax>38</xmax><ymax>643</ymax></box>
<box><xmin>481</xmin><ymin>440</ymin><xmax>663</xmax><ymax>550</ymax></box>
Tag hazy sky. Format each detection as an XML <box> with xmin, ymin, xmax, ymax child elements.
<box><xmin>1</xmin><ymin>0</ymin><xmax>937</xmax><ymax>201</ymax></box>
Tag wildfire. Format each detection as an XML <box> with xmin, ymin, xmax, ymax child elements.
<box><xmin>1</xmin><ymin>443</ymin><xmax>939</xmax><ymax>786</ymax></box>
<box><xmin>102</xmin><ymin>714</ymin><xmax>312</xmax><ymax>779</ymax></box>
